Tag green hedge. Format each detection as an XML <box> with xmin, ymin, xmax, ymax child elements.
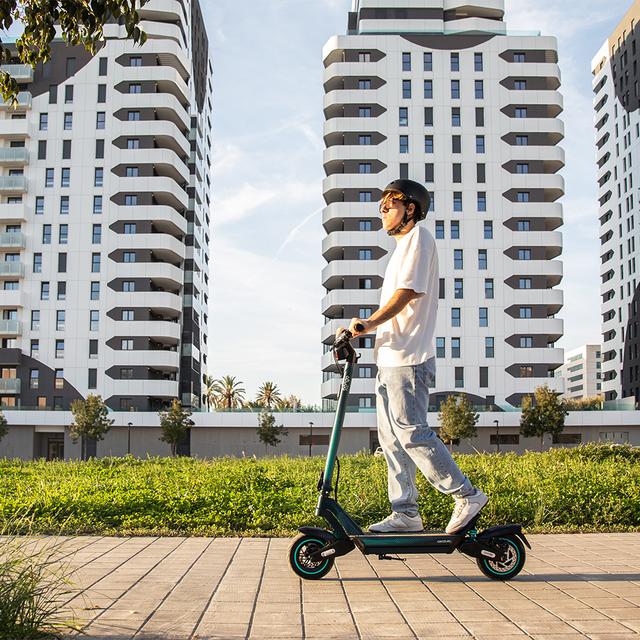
<box><xmin>1</xmin><ymin>444</ymin><xmax>639</xmax><ymax>535</ymax></box>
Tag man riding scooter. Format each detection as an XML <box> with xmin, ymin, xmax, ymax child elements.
<box><xmin>337</xmin><ymin>179</ymin><xmax>488</xmax><ymax>535</ymax></box>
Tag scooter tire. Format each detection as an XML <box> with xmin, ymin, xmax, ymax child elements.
<box><xmin>476</xmin><ymin>534</ymin><xmax>526</xmax><ymax>581</ymax></box>
<box><xmin>288</xmin><ymin>533</ymin><xmax>334</xmax><ymax>580</ymax></box>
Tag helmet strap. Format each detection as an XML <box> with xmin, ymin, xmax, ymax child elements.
<box><xmin>387</xmin><ymin>209</ymin><xmax>413</xmax><ymax>236</ymax></box>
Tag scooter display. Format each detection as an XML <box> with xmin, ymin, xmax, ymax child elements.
<box><xmin>288</xmin><ymin>325</ymin><xmax>530</xmax><ymax>581</ymax></box>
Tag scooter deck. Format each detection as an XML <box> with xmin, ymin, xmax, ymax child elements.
<box><xmin>351</xmin><ymin>531</ymin><xmax>465</xmax><ymax>554</ymax></box>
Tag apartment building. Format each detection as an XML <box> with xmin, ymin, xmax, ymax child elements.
<box><xmin>592</xmin><ymin>1</ymin><xmax>640</xmax><ymax>406</ymax></box>
<box><xmin>555</xmin><ymin>344</ymin><xmax>602</xmax><ymax>400</ymax></box>
<box><xmin>0</xmin><ymin>0</ymin><xmax>212</xmax><ymax>425</ymax></box>
<box><xmin>321</xmin><ymin>0</ymin><xmax>565</xmax><ymax>411</ymax></box>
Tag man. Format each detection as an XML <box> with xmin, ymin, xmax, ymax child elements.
<box><xmin>337</xmin><ymin>179</ymin><xmax>488</xmax><ymax>534</ymax></box>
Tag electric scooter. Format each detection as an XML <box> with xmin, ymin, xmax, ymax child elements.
<box><xmin>288</xmin><ymin>325</ymin><xmax>530</xmax><ymax>581</ymax></box>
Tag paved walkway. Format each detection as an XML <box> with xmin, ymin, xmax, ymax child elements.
<box><xmin>48</xmin><ymin>534</ymin><xmax>640</xmax><ymax>639</ymax></box>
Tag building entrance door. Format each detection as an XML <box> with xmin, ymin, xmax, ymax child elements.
<box><xmin>46</xmin><ymin>437</ymin><xmax>64</xmax><ymax>460</ymax></box>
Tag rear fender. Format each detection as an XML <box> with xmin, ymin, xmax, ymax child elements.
<box><xmin>477</xmin><ymin>524</ymin><xmax>531</xmax><ymax>549</ymax></box>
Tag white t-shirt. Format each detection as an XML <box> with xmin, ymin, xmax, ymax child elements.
<box><xmin>374</xmin><ymin>224</ymin><xmax>439</xmax><ymax>367</ymax></box>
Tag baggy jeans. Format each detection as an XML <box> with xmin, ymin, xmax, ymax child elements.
<box><xmin>375</xmin><ymin>357</ymin><xmax>474</xmax><ymax>516</ymax></box>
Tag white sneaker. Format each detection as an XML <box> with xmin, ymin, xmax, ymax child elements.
<box><xmin>445</xmin><ymin>490</ymin><xmax>489</xmax><ymax>534</ymax></box>
<box><xmin>368</xmin><ymin>512</ymin><xmax>424</xmax><ymax>533</ymax></box>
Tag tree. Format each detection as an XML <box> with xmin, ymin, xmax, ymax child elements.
<box><xmin>202</xmin><ymin>374</ymin><xmax>217</xmax><ymax>411</ymax></box>
<box><xmin>69</xmin><ymin>394</ymin><xmax>113</xmax><ymax>460</ymax></box>
<box><xmin>564</xmin><ymin>394</ymin><xmax>604</xmax><ymax>411</ymax></box>
<box><xmin>159</xmin><ymin>399</ymin><xmax>193</xmax><ymax>457</ymax></box>
<box><xmin>0</xmin><ymin>410</ymin><xmax>7</xmax><ymax>444</ymax></box>
<box><xmin>0</xmin><ymin>0</ymin><xmax>147</xmax><ymax>105</ymax></box>
<box><xmin>437</xmin><ymin>394</ymin><xmax>478</xmax><ymax>452</ymax></box>
<box><xmin>212</xmin><ymin>375</ymin><xmax>246</xmax><ymax>410</ymax></box>
<box><xmin>519</xmin><ymin>384</ymin><xmax>569</xmax><ymax>449</ymax></box>
<box><xmin>276</xmin><ymin>394</ymin><xmax>302</xmax><ymax>411</ymax></box>
<box><xmin>256</xmin><ymin>410</ymin><xmax>288</xmax><ymax>454</ymax></box>
<box><xmin>256</xmin><ymin>381</ymin><xmax>281</xmax><ymax>410</ymax></box>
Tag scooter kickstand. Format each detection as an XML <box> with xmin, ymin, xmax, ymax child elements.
<box><xmin>378</xmin><ymin>553</ymin><xmax>407</xmax><ymax>562</ymax></box>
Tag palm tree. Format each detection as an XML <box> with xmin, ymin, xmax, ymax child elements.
<box><xmin>212</xmin><ymin>375</ymin><xmax>246</xmax><ymax>410</ymax></box>
<box><xmin>256</xmin><ymin>381</ymin><xmax>282</xmax><ymax>410</ymax></box>
<box><xmin>202</xmin><ymin>374</ymin><xmax>217</xmax><ymax>411</ymax></box>
<box><xmin>276</xmin><ymin>394</ymin><xmax>302</xmax><ymax>411</ymax></box>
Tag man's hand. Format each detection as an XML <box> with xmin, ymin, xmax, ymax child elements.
<box><xmin>336</xmin><ymin>317</ymin><xmax>371</xmax><ymax>341</ymax></box>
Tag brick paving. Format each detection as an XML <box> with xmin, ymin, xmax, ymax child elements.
<box><xmin>45</xmin><ymin>534</ymin><xmax>640</xmax><ymax>639</ymax></box>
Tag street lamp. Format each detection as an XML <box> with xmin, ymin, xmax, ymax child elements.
<box><xmin>493</xmin><ymin>419</ymin><xmax>500</xmax><ymax>454</ymax></box>
<box><xmin>127</xmin><ymin>422</ymin><xmax>133</xmax><ymax>455</ymax></box>
<box><xmin>308</xmin><ymin>421</ymin><xmax>314</xmax><ymax>457</ymax></box>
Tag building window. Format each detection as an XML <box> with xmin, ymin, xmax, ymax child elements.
<box><xmin>358</xmin><ymin>79</ymin><xmax>371</xmax><ymax>90</ymax></box>
<box><xmin>88</xmin><ymin>368</ymin><xmax>97</xmax><ymax>389</ymax></box>
<box><xmin>454</xmin><ymin>249</ymin><xmax>463</xmax><ymax>269</ymax></box>
<box><xmin>479</xmin><ymin>307</ymin><xmax>488</xmax><ymax>327</ymax></box>
<box><xmin>520</xmin><ymin>336</ymin><xmax>533</xmax><ymax>348</ymax></box>
<box><xmin>63</xmin><ymin>113</ymin><xmax>72</xmax><ymax>130</ymax></box>
<box><xmin>31</xmin><ymin>310</ymin><xmax>40</xmax><ymax>331</ymax></box>
<box><xmin>455</xmin><ymin>367</ymin><xmax>464</xmax><ymax>388</ymax></box>
<box><xmin>450</xmin><ymin>221</ymin><xmax>459</xmax><ymax>239</ymax></box>
<box><xmin>126</xmin><ymin>166</ymin><xmax>139</xmax><ymax>177</ymax></box>
<box><xmin>29</xmin><ymin>369</ymin><xmax>39</xmax><ymax>389</ymax></box>
<box><xmin>33</xmin><ymin>253</ymin><xmax>42</xmax><ymax>273</ymax></box>
<box><xmin>453</xmin><ymin>192</ymin><xmax>462</xmax><ymax>212</ymax></box>
<box><xmin>516</xmin><ymin>163</ymin><xmax>529</xmax><ymax>174</ymax></box>
<box><xmin>61</xmin><ymin>168</ymin><xmax>70</xmax><ymax>187</ymax></box>
<box><xmin>121</xmin><ymin>339</ymin><xmax>134</xmax><ymax>351</ymax></box>
<box><xmin>401</xmin><ymin>51</ymin><xmax>411</xmax><ymax>71</ymax></box>
<box><xmin>517</xmin><ymin>248</ymin><xmax>531</xmax><ymax>260</ymax></box>
<box><xmin>425</xmin><ymin>163</ymin><xmax>434</xmax><ymax>182</ymax></box>
<box><xmin>424</xmin><ymin>80</ymin><xmax>432</xmax><ymax>99</ymax></box>
<box><xmin>485</xmin><ymin>337</ymin><xmax>494</xmax><ymax>358</ymax></box>
<box><xmin>35</xmin><ymin>196</ymin><xmax>44</xmax><ymax>215</ymax></box>
<box><xmin>59</xmin><ymin>224</ymin><xmax>68</xmax><ymax>244</ymax></box>
<box><xmin>120</xmin><ymin>368</ymin><xmax>134</xmax><ymax>380</ymax></box>
<box><xmin>450</xmin><ymin>52</ymin><xmax>459</xmax><ymax>71</ymax></box>
<box><xmin>97</xmin><ymin>84</ymin><xmax>106</xmax><ymax>103</ymax></box>
<box><xmin>129</xmin><ymin>83</ymin><xmax>142</xmax><ymax>94</ymax></box>
<box><xmin>484</xmin><ymin>221</ymin><xmax>493</xmax><ymax>239</ymax></box>
<box><xmin>476</xmin><ymin>136</ymin><xmax>485</xmax><ymax>153</ymax></box>
<box><xmin>96</xmin><ymin>112</ymin><xmax>106</xmax><ymax>129</ymax></box>
<box><xmin>359</xmin><ymin>308</ymin><xmax>372</xmax><ymax>320</ymax></box>
<box><xmin>478</xmin><ymin>249</ymin><xmax>487</xmax><ymax>270</ymax></box>
<box><xmin>358</xmin><ymin>52</ymin><xmax>370</xmax><ymax>62</ymax></box>
<box><xmin>454</xmin><ymin>278</ymin><xmax>463</xmax><ymax>299</ymax></box>
<box><xmin>92</xmin><ymin>224</ymin><xmax>102</xmax><ymax>244</ymax></box>
<box><xmin>96</xmin><ymin>139</ymin><xmax>104</xmax><ymax>158</ymax></box>
<box><xmin>359</xmin><ymin>191</ymin><xmax>372</xmax><ymax>203</ymax></box>
<box><xmin>57</xmin><ymin>281</ymin><xmax>66</xmax><ymax>300</ymax></box>
<box><xmin>452</xmin><ymin>135</ymin><xmax>461</xmax><ymax>153</ymax></box>
<box><xmin>451</xmin><ymin>107</ymin><xmax>461</xmax><ymax>127</ymax></box>
<box><xmin>129</xmin><ymin>56</ymin><xmax>142</xmax><ymax>67</ymax></box>
<box><xmin>451</xmin><ymin>308</ymin><xmax>460</xmax><ymax>327</ymax></box>
<box><xmin>89</xmin><ymin>339</ymin><xmax>98</xmax><ymax>358</ymax></box>
<box><xmin>39</xmin><ymin>113</ymin><xmax>48</xmax><ymax>130</ymax></box>
<box><xmin>424</xmin><ymin>135</ymin><xmax>434</xmax><ymax>153</ymax></box>
<box><xmin>474</xmin><ymin>52</ymin><xmax>483</xmax><ymax>71</ymax></box>
<box><xmin>128</xmin><ymin>110</ymin><xmax>141</xmax><ymax>121</ymax></box>
<box><xmin>452</xmin><ymin>163</ymin><xmax>462</xmax><ymax>183</ymax></box>
<box><xmin>359</xmin><ymin>163</ymin><xmax>372</xmax><ymax>174</ymax></box>
<box><xmin>515</xmin><ymin>135</ymin><xmax>529</xmax><ymax>146</ymax></box>
<box><xmin>451</xmin><ymin>337</ymin><xmax>461</xmax><ymax>358</ymax></box>
<box><xmin>520</xmin><ymin>366</ymin><xmax>533</xmax><ymax>378</ymax></box>
<box><xmin>55</xmin><ymin>339</ymin><xmax>64</xmax><ymax>358</ymax></box>
<box><xmin>475</xmin><ymin>80</ymin><xmax>484</xmax><ymax>99</ymax></box>
<box><xmin>435</xmin><ymin>220</ymin><xmax>444</xmax><ymax>239</ymax></box>
<box><xmin>514</xmin><ymin>52</ymin><xmax>526</xmax><ymax>63</ymax></box>
<box><xmin>124</xmin><ymin>223</ymin><xmax>137</xmax><ymax>234</ymax></box>
<box><xmin>423</xmin><ymin>52</ymin><xmax>432</xmax><ymax>71</ymax></box>
<box><xmin>424</xmin><ymin>107</ymin><xmax>433</xmax><ymax>126</ymax></box>
<box><xmin>124</xmin><ymin>195</ymin><xmax>138</xmax><ymax>206</ymax></box>
<box><xmin>517</xmin><ymin>191</ymin><xmax>530</xmax><ymax>202</ymax></box>
<box><xmin>485</xmin><ymin>279</ymin><xmax>494</xmax><ymax>299</ymax></box>
<box><xmin>31</xmin><ymin>340</ymin><xmax>39</xmax><ymax>358</ymax></box>
<box><xmin>98</xmin><ymin>57</ymin><xmax>108</xmax><ymax>75</ymax></box>
<box><xmin>91</xmin><ymin>253</ymin><xmax>101</xmax><ymax>273</ymax></box>
<box><xmin>123</xmin><ymin>251</ymin><xmax>136</xmax><ymax>263</ymax></box>
<box><xmin>475</xmin><ymin>107</ymin><xmax>484</xmax><ymax>127</ymax></box>
<box><xmin>515</xmin><ymin>107</ymin><xmax>527</xmax><ymax>118</ymax></box>
<box><xmin>477</xmin><ymin>192</ymin><xmax>487</xmax><ymax>211</ymax></box>
<box><xmin>58</xmin><ymin>196</ymin><xmax>69</xmax><ymax>215</ymax></box>
<box><xmin>48</xmin><ymin>85</ymin><xmax>57</xmax><ymax>104</ymax></box>
<box><xmin>519</xmin><ymin>278</ymin><xmax>532</xmax><ymax>289</ymax></box>
<box><xmin>89</xmin><ymin>310</ymin><xmax>99</xmax><ymax>331</ymax></box>
<box><xmin>359</xmin><ymin>278</ymin><xmax>372</xmax><ymax>289</ymax></box>
<box><xmin>42</xmin><ymin>224</ymin><xmax>51</xmax><ymax>244</ymax></box>
<box><xmin>436</xmin><ymin>337</ymin><xmax>445</xmax><ymax>357</ymax></box>
<box><xmin>64</xmin><ymin>85</ymin><xmax>73</xmax><ymax>103</ymax></box>
<box><xmin>358</xmin><ymin>106</ymin><xmax>371</xmax><ymax>118</ymax></box>
<box><xmin>519</xmin><ymin>307</ymin><xmax>532</xmax><ymax>319</ymax></box>
<box><xmin>451</xmin><ymin>80</ymin><xmax>460</xmax><ymax>99</ymax></box>
<box><xmin>121</xmin><ymin>309</ymin><xmax>134</xmax><ymax>321</ymax></box>
<box><xmin>553</xmin><ymin>433</ymin><xmax>582</xmax><ymax>444</ymax></box>
<box><xmin>93</xmin><ymin>196</ymin><xmax>103</xmax><ymax>214</ymax></box>
<box><xmin>402</xmin><ymin>80</ymin><xmax>411</xmax><ymax>98</ymax></box>
<box><xmin>514</xmin><ymin>79</ymin><xmax>527</xmax><ymax>90</ymax></box>
<box><xmin>45</xmin><ymin>168</ymin><xmax>54</xmax><ymax>188</ymax></box>
<box><xmin>90</xmin><ymin>281</ymin><xmax>100</xmax><ymax>300</ymax></box>
<box><xmin>477</xmin><ymin>163</ymin><xmax>486</xmax><ymax>183</ymax></box>
<box><xmin>359</xmin><ymin>249</ymin><xmax>372</xmax><ymax>260</ymax></box>
<box><xmin>126</xmin><ymin>138</ymin><xmax>140</xmax><ymax>150</ymax></box>
<box><xmin>93</xmin><ymin>167</ymin><xmax>104</xmax><ymax>188</ymax></box>
<box><xmin>399</xmin><ymin>107</ymin><xmax>408</xmax><ymax>126</ymax></box>
<box><xmin>54</xmin><ymin>369</ymin><xmax>64</xmax><ymax>389</ymax></box>
<box><xmin>399</xmin><ymin>135</ymin><xmax>409</xmax><ymax>153</ymax></box>
<box><xmin>57</xmin><ymin>252</ymin><xmax>67</xmax><ymax>273</ymax></box>
<box><xmin>358</xmin><ymin>135</ymin><xmax>371</xmax><ymax>146</ymax></box>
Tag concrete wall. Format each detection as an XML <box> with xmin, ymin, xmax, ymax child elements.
<box><xmin>97</xmin><ymin>427</ymin><xmax>169</xmax><ymax>458</ymax></box>
<box><xmin>0</xmin><ymin>425</ymin><xmax>34</xmax><ymax>460</ymax></box>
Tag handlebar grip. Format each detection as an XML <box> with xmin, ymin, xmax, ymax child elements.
<box><xmin>354</xmin><ymin>322</ymin><xmax>366</xmax><ymax>333</ymax></box>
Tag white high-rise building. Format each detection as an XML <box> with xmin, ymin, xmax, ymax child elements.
<box><xmin>556</xmin><ymin>344</ymin><xmax>602</xmax><ymax>400</ymax></box>
<box><xmin>321</xmin><ymin>0</ymin><xmax>565</xmax><ymax>412</ymax></box>
<box><xmin>0</xmin><ymin>0</ymin><xmax>212</xmax><ymax>423</ymax></box>
<box><xmin>592</xmin><ymin>1</ymin><xmax>640</xmax><ymax>407</ymax></box>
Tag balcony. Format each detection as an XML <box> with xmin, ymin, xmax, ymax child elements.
<box><xmin>0</xmin><ymin>377</ymin><xmax>20</xmax><ymax>393</ymax></box>
<box><xmin>321</xmin><ymin>288</ymin><xmax>380</xmax><ymax>315</ymax></box>
<box><xmin>0</xmin><ymin>175</ymin><xmax>26</xmax><ymax>193</ymax></box>
<box><xmin>0</xmin><ymin>203</ymin><xmax>25</xmax><ymax>223</ymax></box>
<box><xmin>122</xmin><ymin>320</ymin><xmax>181</xmax><ymax>340</ymax></box>
<box><xmin>0</xmin><ymin>289</ymin><xmax>23</xmax><ymax>307</ymax></box>
<box><xmin>0</xmin><ymin>119</ymin><xmax>29</xmax><ymax>138</ymax></box>
<box><xmin>0</xmin><ymin>231</ymin><xmax>24</xmax><ymax>249</ymax></box>
<box><xmin>0</xmin><ymin>262</ymin><xmax>24</xmax><ymax>277</ymax></box>
<box><xmin>0</xmin><ymin>64</ymin><xmax>33</xmax><ymax>82</ymax></box>
<box><xmin>0</xmin><ymin>319</ymin><xmax>21</xmax><ymax>335</ymax></box>
<box><xmin>0</xmin><ymin>91</ymin><xmax>31</xmax><ymax>111</ymax></box>
<box><xmin>322</xmin><ymin>260</ymin><xmax>382</xmax><ymax>287</ymax></box>
<box><xmin>0</xmin><ymin>147</ymin><xmax>28</xmax><ymax>166</ymax></box>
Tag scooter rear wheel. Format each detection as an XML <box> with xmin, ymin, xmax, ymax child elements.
<box><xmin>288</xmin><ymin>533</ymin><xmax>334</xmax><ymax>580</ymax></box>
<box><xmin>476</xmin><ymin>534</ymin><xmax>526</xmax><ymax>581</ymax></box>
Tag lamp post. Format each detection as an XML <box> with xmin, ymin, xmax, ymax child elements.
<box><xmin>308</xmin><ymin>421</ymin><xmax>313</xmax><ymax>457</ymax></box>
<box><xmin>127</xmin><ymin>422</ymin><xmax>132</xmax><ymax>455</ymax></box>
<box><xmin>493</xmin><ymin>419</ymin><xmax>500</xmax><ymax>453</ymax></box>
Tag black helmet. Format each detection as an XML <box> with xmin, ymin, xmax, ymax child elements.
<box><xmin>382</xmin><ymin>179</ymin><xmax>431</xmax><ymax>222</ymax></box>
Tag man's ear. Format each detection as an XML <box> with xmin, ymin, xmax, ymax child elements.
<box><xmin>406</xmin><ymin>202</ymin><xmax>416</xmax><ymax>218</ymax></box>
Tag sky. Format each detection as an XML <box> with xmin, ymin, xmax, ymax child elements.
<box><xmin>202</xmin><ymin>0</ymin><xmax>633</xmax><ymax>406</ymax></box>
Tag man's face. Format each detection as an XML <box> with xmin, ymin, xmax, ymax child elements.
<box><xmin>379</xmin><ymin>193</ymin><xmax>412</xmax><ymax>232</ymax></box>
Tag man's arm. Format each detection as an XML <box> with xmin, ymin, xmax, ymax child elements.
<box><xmin>343</xmin><ymin>288</ymin><xmax>423</xmax><ymax>337</ymax></box>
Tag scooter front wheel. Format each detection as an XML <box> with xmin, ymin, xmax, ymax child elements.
<box><xmin>288</xmin><ymin>533</ymin><xmax>334</xmax><ymax>580</ymax></box>
<box><xmin>476</xmin><ymin>534</ymin><xmax>526</xmax><ymax>581</ymax></box>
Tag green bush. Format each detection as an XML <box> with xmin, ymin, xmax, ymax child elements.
<box><xmin>1</xmin><ymin>445</ymin><xmax>639</xmax><ymax>535</ymax></box>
